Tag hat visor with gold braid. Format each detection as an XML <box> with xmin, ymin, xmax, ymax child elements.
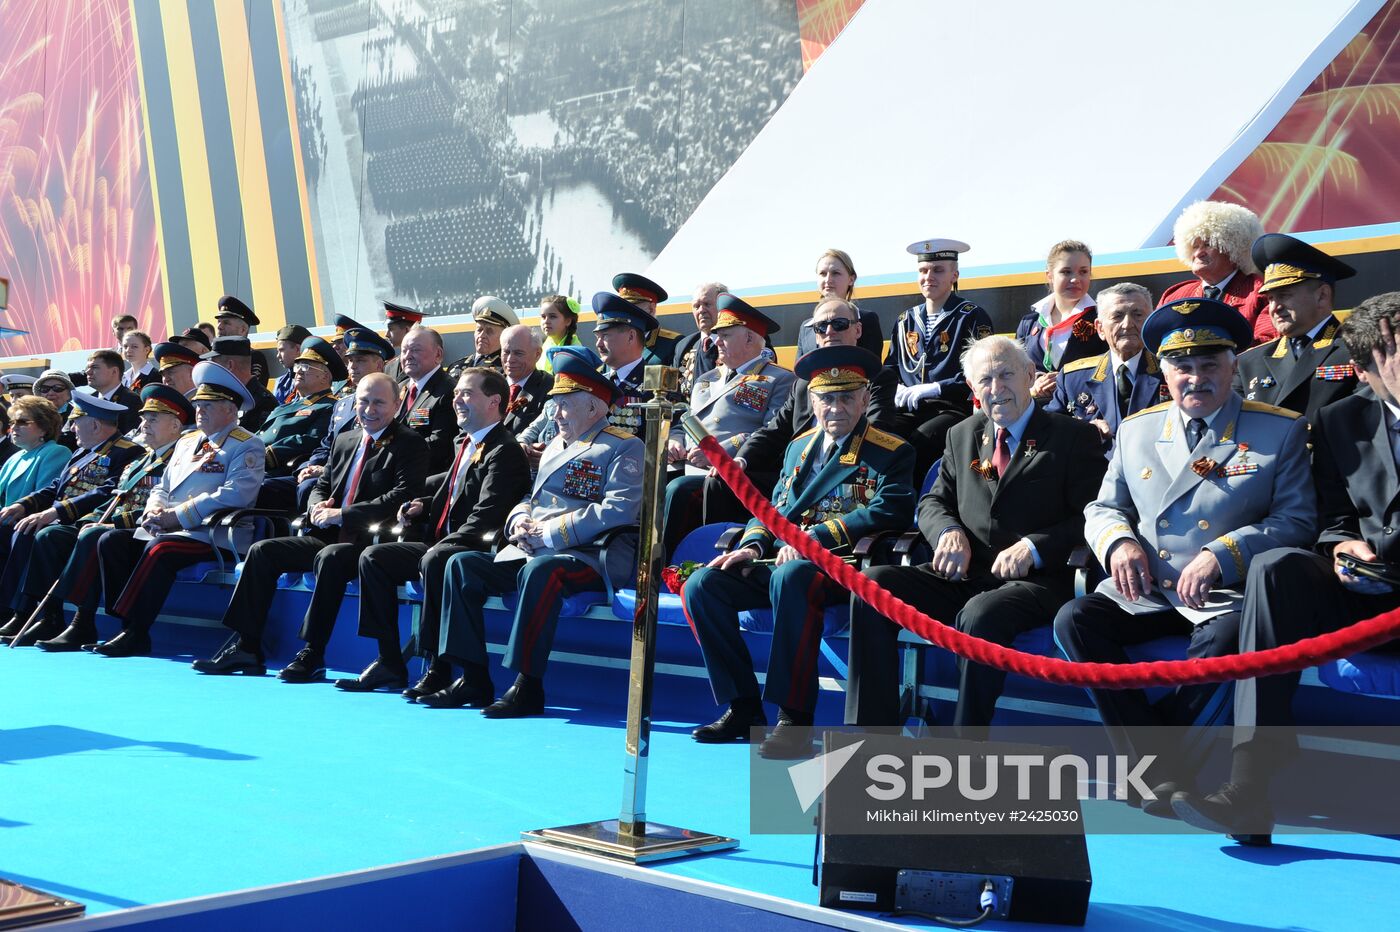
<box><xmin>807</xmin><ymin>365</ymin><xmax>870</xmax><ymax>393</ymax></box>
<box><xmin>1155</xmin><ymin>326</ymin><xmax>1239</xmax><ymax>357</ymax></box>
<box><xmin>1258</xmin><ymin>262</ymin><xmax>1322</xmax><ymax>294</ymax></box>
<box><xmin>547</xmin><ymin>372</ymin><xmax>614</xmax><ymax>405</ymax></box>
<box><xmin>192</xmin><ymin>384</ymin><xmax>244</xmax><ymax>406</ymax></box>
<box><xmin>141</xmin><ymin>395</ymin><xmax>190</xmax><ymax>420</ymax></box>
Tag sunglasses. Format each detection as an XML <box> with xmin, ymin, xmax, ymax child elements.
<box><xmin>37</xmin><ymin>385</ymin><xmax>66</xmax><ymax>393</ymax></box>
<box><xmin>812</xmin><ymin>317</ymin><xmax>855</xmax><ymax>334</ymax></box>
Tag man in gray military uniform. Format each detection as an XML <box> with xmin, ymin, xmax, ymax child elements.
<box><xmin>1054</xmin><ymin>297</ymin><xmax>1316</xmax><ymax>814</ymax></box>
<box><xmin>435</xmin><ymin>351</ymin><xmax>643</xmax><ymax>718</ymax></box>
<box><xmin>661</xmin><ymin>294</ymin><xmax>794</xmax><ymax>554</ymax></box>
<box><xmin>92</xmin><ymin>362</ymin><xmax>267</xmax><ymax>657</ymax></box>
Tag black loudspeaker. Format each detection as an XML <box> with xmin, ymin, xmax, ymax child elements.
<box><xmin>816</xmin><ymin>732</ymin><xmax>1091</xmax><ymax>925</ymax></box>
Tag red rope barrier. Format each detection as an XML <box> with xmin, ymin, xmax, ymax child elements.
<box><xmin>697</xmin><ymin>435</ymin><xmax>1400</xmax><ymax>689</ymax></box>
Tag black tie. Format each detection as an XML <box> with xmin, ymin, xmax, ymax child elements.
<box><xmin>1202</xmin><ymin>285</ymin><xmax>1222</xmax><ymax>300</ymax></box>
<box><xmin>1289</xmin><ymin>336</ymin><xmax>1308</xmax><ymax>359</ymax></box>
<box><xmin>724</xmin><ymin>368</ymin><xmax>739</xmax><ymax>383</ymax></box>
<box><xmin>1187</xmin><ymin>418</ymin><xmax>1207</xmax><ymax>450</ymax></box>
<box><xmin>1115</xmin><ymin>363</ymin><xmax>1132</xmax><ymax>416</ymax></box>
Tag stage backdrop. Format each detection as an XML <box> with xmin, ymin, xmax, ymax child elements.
<box><xmin>5</xmin><ymin>0</ymin><xmax>1400</xmax><ymax>356</ymax></box>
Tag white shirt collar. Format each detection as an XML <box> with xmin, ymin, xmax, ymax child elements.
<box><xmin>1305</xmin><ymin>316</ymin><xmax>1333</xmax><ymax>341</ymax></box>
<box><xmin>467</xmin><ymin>423</ymin><xmax>495</xmax><ymax>446</ymax></box>
<box><xmin>1107</xmin><ymin>349</ymin><xmax>1143</xmax><ymax>378</ymax></box>
<box><xmin>612</xmin><ymin>357</ymin><xmax>643</xmax><ymax>382</ymax></box>
<box><xmin>1178</xmin><ymin>405</ymin><xmax>1224</xmax><ymax>434</ymax></box>
<box><xmin>1205</xmin><ymin>269</ymin><xmax>1238</xmax><ymax>292</ymax></box>
<box><xmin>410</xmin><ymin>371</ymin><xmax>434</xmax><ymax>393</ymax></box>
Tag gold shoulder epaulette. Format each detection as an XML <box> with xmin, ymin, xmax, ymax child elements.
<box><xmin>1242</xmin><ymin>400</ymin><xmax>1303</xmax><ymax>419</ymax></box>
<box><xmin>113</xmin><ymin>437</ymin><xmax>140</xmax><ymax>449</ymax></box>
<box><xmin>793</xmin><ymin>427</ymin><xmax>818</xmax><ymax>441</ymax></box>
<box><xmin>656</xmin><ymin>327</ymin><xmax>682</xmax><ymax>339</ymax></box>
<box><xmin>1061</xmin><ymin>355</ymin><xmax>1101</xmax><ymax>374</ymax></box>
<box><xmin>602</xmin><ymin>425</ymin><xmax>634</xmax><ymax>439</ymax></box>
<box><xmin>862</xmin><ymin>427</ymin><xmax>905</xmax><ymax>451</ymax></box>
<box><xmin>229</xmin><ymin>427</ymin><xmax>254</xmax><ymax>442</ymax></box>
<box><xmin>1122</xmin><ymin>400</ymin><xmax>1173</xmax><ymax>423</ymax></box>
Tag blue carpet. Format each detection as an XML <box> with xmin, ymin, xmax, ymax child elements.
<box><xmin>2</xmin><ymin>647</ymin><xmax>1398</xmax><ymax>929</ymax></box>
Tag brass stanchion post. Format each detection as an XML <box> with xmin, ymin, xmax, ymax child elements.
<box><xmin>524</xmin><ymin>366</ymin><xmax>738</xmax><ymax>862</ymax></box>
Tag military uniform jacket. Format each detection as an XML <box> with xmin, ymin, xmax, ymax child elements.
<box><xmin>502</xmin><ymin>370</ymin><xmax>554</xmax><ymax>437</ymax></box>
<box><xmin>241</xmin><ymin>377</ymin><xmax>278</xmax><ymax>433</ymax></box>
<box><xmin>1312</xmin><ymin>393</ymin><xmax>1400</xmax><ymax>562</ymax></box>
<box><xmin>737</xmin><ymin>370</ymin><xmax>899</xmax><ymax>474</ymax></box>
<box><xmin>396</xmin><ymin>368</ymin><xmax>458</xmax><ymax>471</ymax></box>
<box><xmin>681</xmin><ymin>360</ymin><xmax>795</xmax><ymax>470</ymax></box>
<box><xmin>1047</xmin><ymin>352</ymin><xmax>1169</xmax><ymax>452</ymax></box>
<box><xmin>416</xmin><ymin>422</ymin><xmax>532</xmax><ymax>548</ymax></box>
<box><xmin>1016</xmin><ymin>304</ymin><xmax>1107</xmax><ymax>373</ymax></box>
<box><xmin>739</xmin><ymin>417</ymin><xmax>915</xmax><ymax>556</ymax></box>
<box><xmin>385</xmin><ymin>357</ymin><xmax>405</xmax><ymax>383</ymax></box>
<box><xmin>81</xmin><ymin>441</ymin><xmax>178</xmax><ymax>530</ymax></box>
<box><xmin>500</xmin><ymin>419</ymin><xmax>644</xmax><ymax>583</ymax></box>
<box><xmin>16</xmin><ymin>434</ymin><xmax>145</xmax><ymax>523</ymax></box>
<box><xmin>920</xmin><ymin>408</ymin><xmax>1107</xmax><ymax>576</ymax></box>
<box><xmin>308</xmin><ymin>420</ymin><xmax>428</xmax><ymax>541</ymax></box>
<box><xmin>259</xmin><ymin>388</ymin><xmax>337</xmax><ymax>472</ymax></box>
<box><xmin>1085</xmin><ymin>393</ymin><xmax>1317</xmax><ymax>623</ymax></box>
<box><xmin>1232</xmin><ymin>316</ymin><xmax>1360</xmax><ymax>421</ymax></box>
<box><xmin>142</xmin><ymin>424</ymin><xmax>266</xmax><ymax>548</ymax></box>
<box><xmin>605</xmin><ymin>361</ymin><xmax>649</xmax><ymax>436</ymax></box>
<box><xmin>884</xmin><ymin>295</ymin><xmax>993</xmax><ymax>409</ymax></box>
<box><xmin>305</xmin><ymin>390</ymin><xmax>361</xmax><ymax>469</ymax></box>
<box><xmin>448</xmin><ymin>350</ymin><xmax>501</xmax><ymax>380</ymax></box>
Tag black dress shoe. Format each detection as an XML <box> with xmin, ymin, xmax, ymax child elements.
<box><xmin>0</xmin><ymin>614</ymin><xmax>22</xmax><ymax>639</ymax></box>
<box><xmin>403</xmin><ymin>659</ymin><xmax>453</xmax><ymax>699</ymax></box>
<box><xmin>692</xmin><ymin>702</ymin><xmax>767</xmax><ymax>743</ymax></box>
<box><xmin>37</xmin><ymin>616</ymin><xmax>98</xmax><ymax>653</ymax></box>
<box><xmin>334</xmin><ymin>658</ymin><xmax>408</xmax><ymax>692</ymax></box>
<box><xmin>759</xmin><ymin>711</ymin><xmax>815</xmax><ymax>760</ymax></box>
<box><xmin>10</xmin><ymin>617</ymin><xmax>65</xmax><ymax>648</ymax></box>
<box><xmin>92</xmin><ymin>629</ymin><xmax>151</xmax><ymax>658</ymax></box>
<box><xmin>279</xmin><ymin>648</ymin><xmax>326</xmax><ymax>683</ymax></box>
<box><xmin>191</xmin><ymin>643</ymin><xmax>266</xmax><ymax>675</ymax></box>
<box><xmin>1172</xmin><ymin>783</ymin><xmax>1274</xmax><ymax>844</ymax></box>
<box><xmin>419</xmin><ymin>671</ymin><xmax>495</xmax><ymax>709</ymax></box>
<box><xmin>482</xmin><ymin>675</ymin><xmax>545</xmax><ymax>719</ymax></box>
<box><xmin>1139</xmin><ymin>781</ymin><xmax>1186</xmax><ymax>820</ymax></box>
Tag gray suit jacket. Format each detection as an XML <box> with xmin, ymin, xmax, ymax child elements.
<box><xmin>1085</xmin><ymin>393</ymin><xmax>1316</xmax><ymax>623</ymax></box>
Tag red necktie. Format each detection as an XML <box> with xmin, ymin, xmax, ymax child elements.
<box><xmin>434</xmin><ymin>439</ymin><xmax>470</xmax><ymax>538</ymax></box>
<box><xmin>343</xmin><ymin>434</ymin><xmax>373</xmax><ymax>506</ymax></box>
<box><xmin>991</xmin><ymin>427</ymin><xmax>1011</xmax><ymax>478</ymax></box>
<box><xmin>402</xmin><ymin>382</ymin><xmax>419</xmax><ymax>414</ymax></box>
<box><xmin>508</xmin><ymin>383</ymin><xmax>521</xmax><ymax>411</ymax></box>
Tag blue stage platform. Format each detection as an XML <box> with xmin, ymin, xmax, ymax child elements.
<box><xmin>3</xmin><ymin>642</ymin><xmax>1399</xmax><ymax>930</ymax></box>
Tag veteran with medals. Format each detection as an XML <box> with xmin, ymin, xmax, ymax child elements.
<box><xmin>256</xmin><ymin>336</ymin><xmax>344</xmax><ymax>478</ymax></box>
<box><xmin>1054</xmin><ymin>298</ymin><xmax>1317</xmax><ymax>815</ymax></box>
<box><xmin>1233</xmin><ymin>233</ymin><xmax>1361</xmax><ymax>420</ymax></box>
<box><xmin>13</xmin><ymin>386</ymin><xmax>194</xmax><ymax>649</ymax></box>
<box><xmin>592</xmin><ymin>291</ymin><xmax>658</xmax><ymax>437</ymax></box>
<box><xmin>91</xmin><ymin>363</ymin><xmax>267</xmax><ymax>657</ymax></box>
<box><xmin>661</xmin><ymin>295</ymin><xmax>794</xmax><ymax>555</ymax></box>
<box><xmin>885</xmin><ymin>238</ymin><xmax>994</xmax><ymax>477</ymax></box>
<box><xmin>433</xmin><ymin>353</ymin><xmax>644</xmax><ymax>717</ymax></box>
<box><xmin>683</xmin><ymin>347</ymin><xmax>915</xmax><ymax>759</ymax></box>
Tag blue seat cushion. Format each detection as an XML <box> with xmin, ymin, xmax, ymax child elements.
<box><xmin>175</xmin><ymin>561</ymin><xmax>224</xmax><ymax>582</ymax></box>
<box><xmin>739</xmin><ymin>606</ymin><xmax>849</xmax><ymax>638</ymax></box>
<box><xmin>612</xmin><ymin>589</ymin><xmax>690</xmax><ymax>627</ymax></box>
<box><xmin>498</xmin><ymin>589</ymin><xmax>605</xmax><ymax>617</ymax></box>
<box><xmin>1317</xmin><ymin>652</ymin><xmax>1400</xmax><ymax>697</ymax></box>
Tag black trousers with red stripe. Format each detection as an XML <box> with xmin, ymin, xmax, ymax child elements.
<box><xmin>439</xmin><ymin>551</ymin><xmax>603</xmax><ymax>676</ymax></box>
<box><xmin>98</xmin><ymin>530</ymin><xmax>230</xmax><ymax>634</ymax></box>
<box><xmin>680</xmin><ymin>558</ymin><xmax>843</xmax><ymax>714</ymax></box>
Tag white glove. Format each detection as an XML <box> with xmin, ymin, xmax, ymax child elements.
<box><xmin>895</xmin><ymin>381</ymin><xmax>942</xmax><ymax>409</ymax></box>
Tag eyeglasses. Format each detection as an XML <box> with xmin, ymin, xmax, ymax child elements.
<box><xmin>37</xmin><ymin>385</ymin><xmax>66</xmax><ymax>394</ymax></box>
<box><xmin>812</xmin><ymin>318</ymin><xmax>854</xmax><ymax>334</ymax></box>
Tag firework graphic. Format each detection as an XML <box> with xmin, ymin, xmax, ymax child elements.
<box><xmin>796</xmin><ymin>0</ymin><xmax>867</xmax><ymax>71</ymax></box>
<box><xmin>0</xmin><ymin>0</ymin><xmax>165</xmax><ymax>354</ymax></box>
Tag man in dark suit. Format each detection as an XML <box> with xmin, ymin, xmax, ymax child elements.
<box><xmin>81</xmin><ymin>350</ymin><xmax>142</xmax><ymax>433</ymax></box>
<box><xmin>350</xmin><ymin>367</ymin><xmax>532</xmax><ymax>700</ymax></box>
<box><xmin>846</xmin><ymin>334</ymin><xmax>1107</xmax><ymax>733</ymax></box>
<box><xmin>1174</xmin><ymin>292</ymin><xmax>1400</xmax><ymax>843</ymax></box>
<box><xmin>191</xmin><ymin>373</ymin><xmax>427</xmax><ymax>676</ymax></box>
<box><xmin>1233</xmin><ymin>234</ymin><xmax>1361</xmax><ymax>420</ymax></box>
<box><xmin>499</xmin><ymin>325</ymin><xmax>553</xmax><ymax>437</ymax></box>
<box><xmin>396</xmin><ymin>325</ymin><xmax>457</xmax><ymax>471</ymax></box>
<box><xmin>684</xmin><ymin>347</ymin><xmax>915</xmax><ymax>759</ymax></box>
<box><xmin>1048</xmin><ymin>283</ymin><xmax>1167</xmax><ymax>456</ymax></box>
<box><xmin>672</xmin><ymin>282</ymin><xmax>725</xmax><ymax>396</ymax></box>
<box><xmin>732</xmin><ymin>298</ymin><xmax>899</xmax><ymax>507</ymax></box>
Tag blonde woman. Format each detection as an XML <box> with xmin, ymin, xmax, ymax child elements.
<box><xmin>1016</xmin><ymin>240</ymin><xmax>1106</xmax><ymax>401</ymax></box>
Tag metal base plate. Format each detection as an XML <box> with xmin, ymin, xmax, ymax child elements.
<box><xmin>524</xmin><ymin>820</ymin><xmax>739</xmax><ymax>864</ymax></box>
